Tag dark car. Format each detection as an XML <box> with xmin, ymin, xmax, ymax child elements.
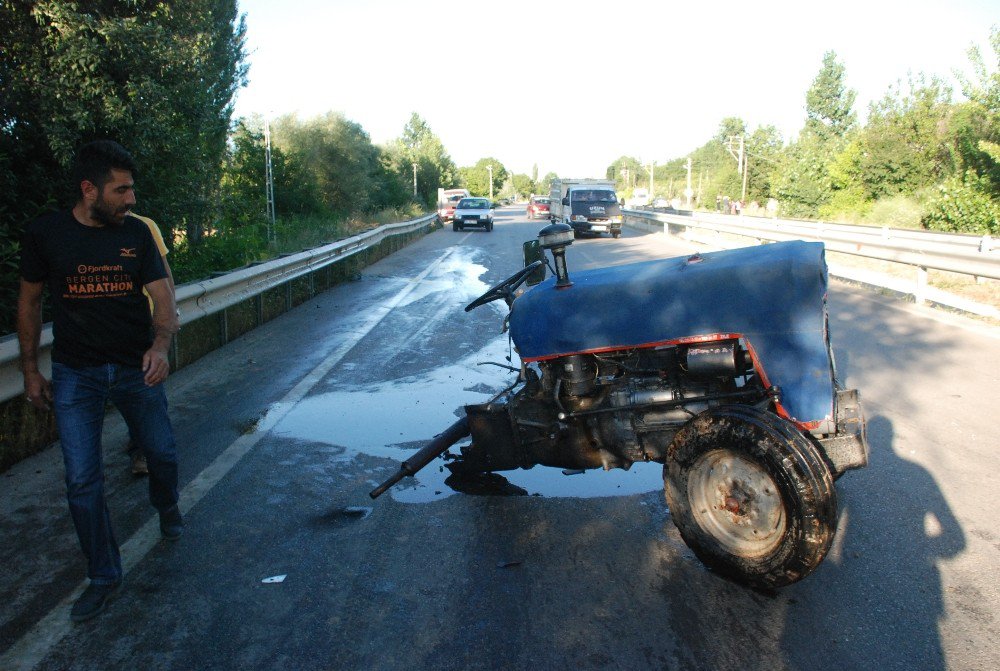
<box><xmin>452</xmin><ymin>198</ymin><xmax>494</xmax><ymax>232</ymax></box>
<box><xmin>527</xmin><ymin>195</ymin><xmax>550</xmax><ymax>220</ymax></box>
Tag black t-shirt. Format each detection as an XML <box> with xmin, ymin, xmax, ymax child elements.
<box><xmin>20</xmin><ymin>210</ymin><xmax>168</xmax><ymax>368</ymax></box>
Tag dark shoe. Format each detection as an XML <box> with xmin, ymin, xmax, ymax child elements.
<box><xmin>129</xmin><ymin>449</ymin><xmax>148</xmax><ymax>477</ymax></box>
<box><xmin>71</xmin><ymin>581</ymin><xmax>120</xmax><ymax>623</ymax></box>
<box><xmin>159</xmin><ymin>505</ymin><xmax>184</xmax><ymax>541</ymax></box>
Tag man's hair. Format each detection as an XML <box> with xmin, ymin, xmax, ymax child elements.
<box><xmin>72</xmin><ymin>140</ymin><xmax>138</xmax><ymax>192</ymax></box>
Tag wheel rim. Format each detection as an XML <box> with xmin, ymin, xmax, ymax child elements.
<box><xmin>687</xmin><ymin>449</ymin><xmax>786</xmax><ymax>557</ymax></box>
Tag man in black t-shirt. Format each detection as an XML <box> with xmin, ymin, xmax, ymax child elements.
<box><xmin>17</xmin><ymin>140</ymin><xmax>182</xmax><ymax>623</ymax></box>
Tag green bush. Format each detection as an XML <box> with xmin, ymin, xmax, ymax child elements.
<box><xmin>864</xmin><ymin>193</ymin><xmax>928</xmax><ymax>229</ymax></box>
<box><xmin>922</xmin><ymin>171</ymin><xmax>1000</xmax><ymax>235</ymax></box>
<box><xmin>169</xmin><ymin>205</ymin><xmax>428</xmax><ymax>286</ymax></box>
<box><xmin>171</xmin><ymin>225</ymin><xmax>269</xmax><ymax>285</ymax></box>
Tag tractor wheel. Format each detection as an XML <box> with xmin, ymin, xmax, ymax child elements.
<box><xmin>663</xmin><ymin>405</ymin><xmax>837</xmax><ymax>589</ymax></box>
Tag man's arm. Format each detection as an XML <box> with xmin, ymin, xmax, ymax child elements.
<box><xmin>17</xmin><ymin>279</ymin><xmax>52</xmax><ymax>409</ymax></box>
<box><xmin>160</xmin><ymin>253</ymin><xmax>176</xmax><ymax>296</ymax></box>
<box><xmin>142</xmin><ymin>277</ymin><xmax>179</xmax><ymax>386</ymax></box>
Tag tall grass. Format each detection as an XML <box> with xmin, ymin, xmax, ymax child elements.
<box><xmin>799</xmin><ymin>192</ymin><xmax>930</xmax><ymax>229</ymax></box>
<box><xmin>170</xmin><ymin>204</ymin><xmax>427</xmax><ymax>285</ymax></box>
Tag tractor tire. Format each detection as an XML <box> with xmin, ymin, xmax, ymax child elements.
<box><xmin>663</xmin><ymin>405</ymin><xmax>837</xmax><ymax>589</ymax></box>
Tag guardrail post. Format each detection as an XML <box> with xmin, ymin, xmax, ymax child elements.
<box><xmin>915</xmin><ymin>266</ymin><xmax>928</xmax><ymax>305</ymax></box>
<box><xmin>978</xmin><ymin>235</ymin><xmax>994</xmax><ymax>284</ymax></box>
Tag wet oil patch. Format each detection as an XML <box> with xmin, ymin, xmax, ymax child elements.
<box><xmin>264</xmin><ymin>248</ymin><xmax>666</xmax><ymax>503</ymax></box>
<box><xmin>443</xmin><ymin>471</ymin><xmax>529</xmax><ymax>496</ymax></box>
<box><xmin>385</xmin><ymin>457</ymin><xmax>666</xmax><ymax>503</ymax></box>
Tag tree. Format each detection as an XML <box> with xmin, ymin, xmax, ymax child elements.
<box><xmin>606</xmin><ymin>156</ymin><xmax>645</xmax><ymax>191</ymax></box>
<box><xmin>459</xmin><ymin>158</ymin><xmax>507</xmax><ymax>197</ymax></box>
<box><xmin>745</xmin><ymin>125</ymin><xmax>784</xmax><ymax>203</ymax></box>
<box><xmin>220</xmin><ymin>118</ymin><xmax>321</xmax><ymax>226</ymax></box>
<box><xmin>805</xmin><ymin>51</ymin><xmax>857</xmax><ymax>142</ymax></box>
<box><xmin>271</xmin><ymin>112</ymin><xmax>398</xmax><ymax>215</ymax></box>
<box><xmin>953</xmin><ymin>26</ymin><xmax>1000</xmax><ymax>196</ymax></box>
<box><xmin>715</xmin><ymin>116</ymin><xmax>748</xmax><ymax>143</ymax></box>
<box><xmin>683</xmin><ymin>133</ymin><xmax>741</xmax><ymax>204</ymax></box>
<box><xmin>509</xmin><ymin>174</ymin><xmax>535</xmax><ymax>200</ymax></box>
<box><xmin>776</xmin><ymin>51</ymin><xmax>859</xmax><ymax>216</ymax></box>
<box><xmin>923</xmin><ymin>27</ymin><xmax>1000</xmax><ymax>233</ymax></box>
<box><xmin>0</xmin><ymin>0</ymin><xmax>248</xmax><ymax>332</ymax></box>
<box><xmin>854</xmin><ymin>75</ymin><xmax>954</xmax><ymax>200</ymax></box>
<box><xmin>538</xmin><ymin>172</ymin><xmax>559</xmax><ymax>195</ymax></box>
<box><xmin>384</xmin><ymin>113</ymin><xmax>458</xmax><ymax>207</ymax></box>
<box><xmin>772</xmin><ymin>134</ymin><xmax>833</xmax><ymax>217</ymax></box>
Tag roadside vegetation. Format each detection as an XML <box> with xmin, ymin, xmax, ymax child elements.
<box><xmin>1</xmin><ymin>2</ymin><xmax>997</xmax><ymax>333</ymax></box>
<box><xmin>611</xmin><ymin>34</ymin><xmax>1000</xmax><ymax>238</ymax></box>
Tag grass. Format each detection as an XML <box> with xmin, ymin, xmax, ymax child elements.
<box><xmin>170</xmin><ymin>204</ymin><xmax>429</xmax><ymax>285</ymax></box>
<box><xmin>268</xmin><ymin>204</ymin><xmax>427</xmax><ymax>254</ymax></box>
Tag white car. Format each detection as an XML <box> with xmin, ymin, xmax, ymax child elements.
<box><xmin>452</xmin><ymin>197</ymin><xmax>494</xmax><ymax>232</ymax></box>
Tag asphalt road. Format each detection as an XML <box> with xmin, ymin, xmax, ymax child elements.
<box><xmin>1</xmin><ymin>206</ymin><xmax>998</xmax><ymax>670</ymax></box>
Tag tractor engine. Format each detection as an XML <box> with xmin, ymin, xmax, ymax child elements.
<box><xmin>455</xmin><ymin>339</ymin><xmax>767</xmax><ymax>474</ymax></box>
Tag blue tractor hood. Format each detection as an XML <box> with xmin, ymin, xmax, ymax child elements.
<box><xmin>509</xmin><ymin>240</ymin><xmax>836</xmax><ymax>427</ymax></box>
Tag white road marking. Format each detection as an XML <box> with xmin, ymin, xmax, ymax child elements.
<box><xmin>0</xmin><ymin>247</ymin><xmax>459</xmax><ymax>671</ymax></box>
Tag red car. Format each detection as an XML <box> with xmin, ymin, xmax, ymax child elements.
<box><xmin>438</xmin><ymin>195</ymin><xmax>465</xmax><ymax>222</ymax></box>
<box><xmin>526</xmin><ymin>195</ymin><xmax>550</xmax><ymax>220</ymax></box>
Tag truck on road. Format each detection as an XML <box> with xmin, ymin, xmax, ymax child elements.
<box><xmin>549</xmin><ymin>179</ymin><xmax>623</xmax><ymax>238</ymax></box>
<box><xmin>437</xmin><ymin>188</ymin><xmax>471</xmax><ymax>222</ymax></box>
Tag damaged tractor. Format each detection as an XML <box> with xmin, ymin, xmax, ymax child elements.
<box><xmin>371</xmin><ymin>224</ymin><xmax>867</xmax><ymax>589</ymax></box>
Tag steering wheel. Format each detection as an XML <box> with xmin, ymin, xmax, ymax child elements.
<box><xmin>465</xmin><ymin>261</ymin><xmax>545</xmax><ymax>312</ymax></box>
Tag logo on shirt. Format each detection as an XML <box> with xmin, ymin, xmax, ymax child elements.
<box><xmin>120</xmin><ymin>248</ymin><xmax>137</xmax><ymax>258</ymax></box>
<box><xmin>65</xmin><ymin>263</ymin><xmax>133</xmax><ymax>299</ymax></box>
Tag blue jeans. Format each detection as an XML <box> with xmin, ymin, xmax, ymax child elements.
<box><xmin>52</xmin><ymin>362</ymin><xmax>179</xmax><ymax>584</ymax></box>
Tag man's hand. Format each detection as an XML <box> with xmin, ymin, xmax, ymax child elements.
<box><xmin>23</xmin><ymin>370</ymin><xmax>52</xmax><ymax>410</ymax></box>
<box><xmin>143</xmin><ymin>276</ymin><xmax>177</xmax><ymax>386</ymax></box>
<box><xmin>18</xmin><ymin>279</ymin><xmax>51</xmax><ymax>409</ymax></box>
<box><xmin>142</xmin><ymin>347</ymin><xmax>171</xmax><ymax>386</ymax></box>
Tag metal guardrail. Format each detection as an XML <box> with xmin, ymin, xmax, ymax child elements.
<box><xmin>636</xmin><ymin>207</ymin><xmax>994</xmax><ymax>253</ymax></box>
<box><xmin>624</xmin><ymin>209</ymin><xmax>1000</xmax><ymax>315</ymax></box>
<box><xmin>0</xmin><ymin>214</ymin><xmax>437</xmax><ymax>405</ymax></box>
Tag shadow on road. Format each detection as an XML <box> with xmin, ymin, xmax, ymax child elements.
<box><xmin>781</xmin><ymin>414</ymin><xmax>964</xmax><ymax>670</ymax></box>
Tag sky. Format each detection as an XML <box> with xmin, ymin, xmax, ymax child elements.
<box><xmin>232</xmin><ymin>0</ymin><xmax>997</xmax><ymax>179</ymax></box>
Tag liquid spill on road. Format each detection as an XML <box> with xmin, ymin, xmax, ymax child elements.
<box><xmin>266</xmin><ymin>246</ymin><xmax>664</xmax><ymax>502</ymax></box>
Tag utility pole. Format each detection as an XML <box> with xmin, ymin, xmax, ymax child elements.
<box><xmin>487</xmin><ymin>164</ymin><xmax>494</xmax><ymax>200</ymax></box>
<box><xmin>412</xmin><ymin>162</ymin><xmax>417</xmax><ymax>197</ymax></box>
<box><xmin>684</xmin><ymin>157</ymin><xmax>693</xmax><ymax>208</ymax></box>
<box><xmin>649</xmin><ymin>160</ymin><xmax>655</xmax><ymax>196</ymax></box>
<box><xmin>264</xmin><ymin>118</ymin><xmax>276</xmax><ymax>243</ymax></box>
<box><xmin>725</xmin><ymin>135</ymin><xmax>748</xmax><ymax>203</ymax></box>
<box><xmin>741</xmin><ymin>152</ymin><xmax>749</xmax><ymax>205</ymax></box>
